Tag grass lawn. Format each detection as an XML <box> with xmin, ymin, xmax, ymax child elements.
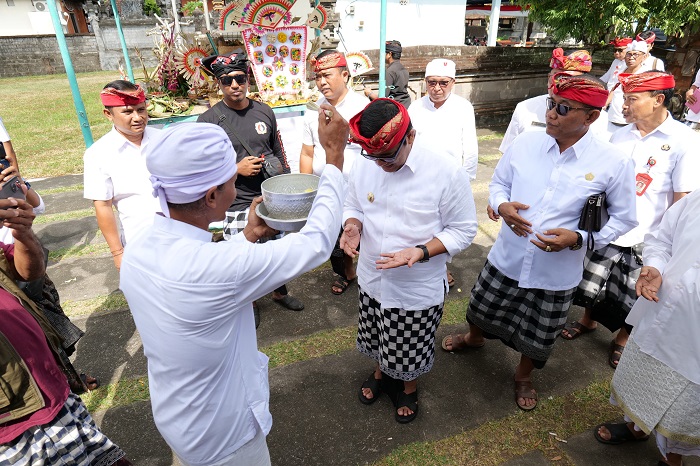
<box><xmin>0</xmin><ymin>71</ymin><xmax>120</xmax><ymax>178</ymax></box>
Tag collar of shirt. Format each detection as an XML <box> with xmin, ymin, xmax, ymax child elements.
<box><xmin>543</xmin><ymin>126</ymin><xmax>593</xmax><ymax>160</ymax></box>
<box><xmin>630</xmin><ymin>111</ymin><xmax>678</xmax><ymax>139</ymax></box>
<box><xmin>106</xmin><ymin>126</ymin><xmax>152</xmax><ymax>154</ymax></box>
<box><xmin>153</xmin><ymin>214</ymin><xmax>213</xmax><ymax>242</ymax></box>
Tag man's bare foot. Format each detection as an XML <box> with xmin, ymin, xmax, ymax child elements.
<box><xmin>514</xmin><ymin>378</ymin><xmax>537</xmax><ymax>410</ymax></box>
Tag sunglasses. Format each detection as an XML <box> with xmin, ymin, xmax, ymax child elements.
<box><xmin>426</xmin><ymin>79</ymin><xmax>452</xmax><ymax>88</ymax></box>
<box><xmin>546</xmin><ymin>97</ymin><xmax>589</xmax><ymax>117</ymax></box>
<box><xmin>220</xmin><ymin>74</ymin><xmax>248</xmax><ymax>86</ymax></box>
<box><xmin>614</xmin><ymin>48</ymin><xmax>626</xmax><ymax>53</ymax></box>
<box><xmin>361</xmin><ymin>131</ymin><xmax>409</xmax><ymax>163</ymax></box>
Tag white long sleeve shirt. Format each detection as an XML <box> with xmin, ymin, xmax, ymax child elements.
<box><xmin>120</xmin><ymin>166</ymin><xmax>345</xmax><ymax>466</ymax></box>
<box><xmin>408</xmin><ymin>94</ymin><xmax>479</xmax><ymax>180</ymax></box>
<box><xmin>610</xmin><ymin>114</ymin><xmax>700</xmax><ymax>247</ymax></box>
<box><xmin>626</xmin><ymin>190</ymin><xmax>700</xmax><ymax>385</ymax></box>
<box><xmin>488</xmin><ymin>130</ymin><xmax>638</xmax><ymax>290</ymax></box>
<box><xmin>343</xmin><ymin>140</ymin><xmax>478</xmax><ymax>309</ymax></box>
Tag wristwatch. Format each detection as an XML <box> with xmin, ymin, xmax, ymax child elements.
<box><xmin>415</xmin><ymin>244</ymin><xmax>429</xmax><ymax>262</ymax></box>
<box><xmin>570</xmin><ymin>232</ymin><xmax>583</xmax><ymax>251</ymax></box>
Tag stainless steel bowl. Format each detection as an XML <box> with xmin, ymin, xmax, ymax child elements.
<box><xmin>255</xmin><ymin>203</ymin><xmax>308</xmax><ymax>232</ymax></box>
<box><xmin>261</xmin><ymin>173</ymin><xmax>319</xmax><ymax>220</ymax></box>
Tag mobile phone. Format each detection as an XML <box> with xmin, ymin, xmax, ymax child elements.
<box><xmin>0</xmin><ymin>176</ymin><xmax>26</xmax><ymax>201</ymax></box>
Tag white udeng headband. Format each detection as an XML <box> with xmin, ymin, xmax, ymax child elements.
<box><xmin>626</xmin><ymin>40</ymin><xmax>649</xmax><ymax>53</ymax></box>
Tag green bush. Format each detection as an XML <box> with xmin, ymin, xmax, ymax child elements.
<box><xmin>181</xmin><ymin>0</ymin><xmax>202</xmax><ymax>16</ymax></box>
<box><xmin>143</xmin><ymin>0</ymin><xmax>161</xmax><ymax>16</ymax></box>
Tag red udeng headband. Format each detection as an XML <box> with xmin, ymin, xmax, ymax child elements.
<box><xmin>311</xmin><ymin>52</ymin><xmax>348</xmax><ymax>73</ymax></box>
<box><xmin>610</xmin><ymin>37</ymin><xmax>633</xmax><ymax>48</ymax></box>
<box><xmin>349</xmin><ymin>99</ymin><xmax>411</xmax><ymax>154</ymax></box>
<box><xmin>100</xmin><ymin>86</ymin><xmax>146</xmax><ymax>106</ymax></box>
<box><xmin>618</xmin><ymin>72</ymin><xmax>676</xmax><ymax>93</ymax></box>
<box><xmin>550</xmin><ymin>72</ymin><xmax>609</xmax><ymax>108</ymax></box>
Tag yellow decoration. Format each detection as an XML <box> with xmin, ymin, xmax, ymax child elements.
<box><xmin>585</xmin><ymin>173</ymin><xmax>594</xmax><ymax>181</ymax></box>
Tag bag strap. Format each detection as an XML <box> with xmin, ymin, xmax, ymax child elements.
<box><xmin>213</xmin><ymin>104</ymin><xmax>257</xmax><ymax>158</ymax></box>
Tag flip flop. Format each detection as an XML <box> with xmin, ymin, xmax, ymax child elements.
<box><xmin>394</xmin><ymin>390</ymin><xmax>419</xmax><ymax>423</ymax></box>
<box><xmin>593</xmin><ymin>422</ymin><xmax>649</xmax><ymax>445</ymax></box>
<box><xmin>441</xmin><ymin>333</ymin><xmax>485</xmax><ymax>352</ymax></box>
<box><xmin>331</xmin><ymin>276</ymin><xmax>355</xmax><ymax>295</ymax></box>
<box><xmin>560</xmin><ymin>321</ymin><xmax>597</xmax><ymax>340</ymax></box>
<box><xmin>609</xmin><ymin>341</ymin><xmax>625</xmax><ymax>369</ymax></box>
<box><xmin>514</xmin><ymin>380</ymin><xmax>538</xmax><ymax>411</ymax></box>
<box><xmin>358</xmin><ymin>373</ymin><xmax>383</xmax><ymax>405</ymax></box>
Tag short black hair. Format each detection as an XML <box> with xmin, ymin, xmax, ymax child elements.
<box><xmin>167</xmin><ymin>183</ymin><xmax>226</xmax><ymax>213</ymax></box>
<box><xmin>358</xmin><ymin>100</ymin><xmax>412</xmax><ymax>144</ymax></box>
<box><xmin>103</xmin><ymin>80</ymin><xmax>139</xmax><ymax>91</ymax></box>
<box><xmin>651</xmin><ymin>88</ymin><xmax>674</xmax><ymax>109</ymax></box>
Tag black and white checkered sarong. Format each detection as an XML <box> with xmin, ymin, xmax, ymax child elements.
<box><xmin>573</xmin><ymin>243</ymin><xmax>641</xmax><ymax>331</ymax></box>
<box><xmin>223</xmin><ymin>209</ymin><xmax>284</xmax><ymax>242</ymax></box>
<box><xmin>356</xmin><ymin>287</ymin><xmax>444</xmax><ymax>381</ymax></box>
<box><xmin>466</xmin><ymin>260</ymin><xmax>575</xmax><ymax>367</ymax></box>
<box><xmin>0</xmin><ymin>393</ymin><xmax>125</xmax><ymax>466</ymax></box>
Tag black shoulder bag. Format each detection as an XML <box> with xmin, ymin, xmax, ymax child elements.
<box><xmin>578</xmin><ymin>192</ymin><xmax>608</xmax><ymax>251</ymax></box>
<box><xmin>212</xmin><ymin>105</ymin><xmax>283</xmax><ymax>179</ymax></box>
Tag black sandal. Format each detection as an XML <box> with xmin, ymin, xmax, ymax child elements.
<box><xmin>358</xmin><ymin>373</ymin><xmax>382</xmax><ymax>405</ymax></box>
<box><xmin>593</xmin><ymin>422</ymin><xmax>649</xmax><ymax>445</ymax></box>
<box><xmin>394</xmin><ymin>390</ymin><xmax>419</xmax><ymax>423</ymax></box>
<box><xmin>609</xmin><ymin>341</ymin><xmax>625</xmax><ymax>369</ymax></box>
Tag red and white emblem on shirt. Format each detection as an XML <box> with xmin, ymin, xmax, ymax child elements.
<box><xmin>255</xmin><ymin>122</ymin><xmax>267</xmax><ymax>135</ymax></box>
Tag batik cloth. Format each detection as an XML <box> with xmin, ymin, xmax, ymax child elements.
<box><xmin>0</xmin><ymin>393</ymin><xmax>125</xmax><ymax>466</ymax></box>
<box><xmin>356</xmin><ymin>286</ymin><xmax>443</xmax><ymax>381</ymax></box>
<box><xmin>466</xmin><ymin>260</ymin><xmax>576</xmax><ymax>367</ymax></box>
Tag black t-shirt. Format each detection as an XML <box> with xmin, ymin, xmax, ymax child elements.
<box><xmin>386</xmin><ymin>60</ymin><xmax>411</xmax><ymax>108</ymax></box>
<box><xmin>198</xmin><ymin>100</ymin><xmax>290</xmax><ymax>211</ymax></box>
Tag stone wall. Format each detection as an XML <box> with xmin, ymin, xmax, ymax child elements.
<box><xmin>0</xmin><ymin>34</ymin><xmax>100</xmax><ymax>78</ymax></box>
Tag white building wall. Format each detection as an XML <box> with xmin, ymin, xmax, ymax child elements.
<box><xmin>334</xmin><ymin>0</ymin><xmax>466</xmax><ymax>51</ymax></box>
<box><xmin>0</xmin><ymin>0</ymin><xmax>61</xmax><ymax>36</ymax></box>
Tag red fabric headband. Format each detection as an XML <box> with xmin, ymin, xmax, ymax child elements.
<box><xmin>636</xmin><ymin>32</ymin><xmax>656</xmax><ymax>44</ymax></box>
<box><xmin>311</xmin><ymin>52</ymin><xmax>347</xmax><ymax>72</ymax></box>
<box><xmin>100</xmin><ymin>86</ymin><xmax>146</xmax><ymax>107</ymax></box>
<box><xmin>349</xmin><ymin>99</ymin><xmax>411</xmax><ymax>154</ymax></box>
<box><xmin>550</xmin><ymin>72</ymin><xmax>609</xmax><ymax>108</ymax></box>
<box><xmin>549</xmin><ymin>48</ymin><xmax>592</xmax><ymax>72</ymax></box>
<box><xmin>610</xmin><ymin>37</ymin><xmax>633</xmax><ymax>47</ymax></box>
<box><xmin>618</xmin><ymin>72</ymin><xmax>676</xmax><ymax>93</ymax></box>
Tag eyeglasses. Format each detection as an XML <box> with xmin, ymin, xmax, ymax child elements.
<box><xmin>546</xmin><ymin>97</ymin><xmax>589</xmax><ymax>116</ymax></box>
<box><xmin>361</xmin><ymin>131</ymin><xmax>409</xmax><ymax>163</ymax></box>
<box><xmin>625</xmin><ymin>52</ymin><xmax>644</xmax><ymax>59</ymax></box>
<box><xmin>426</xmin><ymin>79</ymin><xmax>452</xmax><ymax>88</ymax></box>
<box><xmin>220</xmin><ymin>74</ymin><xmax>248</xmax><ymax>86</ymax></box>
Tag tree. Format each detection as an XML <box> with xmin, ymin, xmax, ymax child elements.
<box><xmin>520</xmin><ymin>0</ymin><xmax>700</xmax><ymax>46</ymax></box>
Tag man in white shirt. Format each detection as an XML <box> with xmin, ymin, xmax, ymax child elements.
<box><xmin>342</xmin><ymin>99</ymin><xmax>477</xmax><ymax>423</ymax></box>
<box><xmin>443</xmin><ymin>73</ymin><xmax>637</xmax><ymax>411</ymax></box>
<box><xmin>605</xmin><ymin>40</ymin><xmax>649</xmax><ymax>132</ymax></box>
<box><xmin>563</xmin><ymin>71</ymin><xmax>700</xmax><ymax>368</ymax></box>
<box><xmin>637</xmin><ymin>30</ymin><xmax>666</xmax><ymax>72</ymax></box>
<box><xmin>499</xmin><ymin>48</ymin><xmax>610</xmax><ymax>155</ymax></box>
<box><xmin>600</xmin><ymin>37</ymin><xmax>632</xmax><ymax>89</ymax></box>
<box><xmin>593</xmin><ymin>190</ymin><xmax>700</xmax><ymax>466</ymax></box>
<box><xmin>408</xmin><ymin>58</ymin><xmax>478</xmax><ymax>180</ymax></box>
<box><xmin>83</xmin><ymin>81</ymin><xmax>160</xmax><ymax>270</ymax></box>
<box><xmin>300</xmin><ymin>50</ymin><xmax>368</xmax><ymax>296</ymax></box>
<box><xmin>120</xmin><ymin>107</ymin><xmax>348</xmax><ymax>466</ymax></box>
<box><xmin>408</xmin><ymin>58</ymin><xmax>478</xmax><ymax>288</ymax></box>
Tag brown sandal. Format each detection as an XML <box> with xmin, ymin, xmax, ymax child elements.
<box><xmin>441</xmin><ymin>333</ymin><xmax>485</xmax><ymax>352</ymax></box>
<box><xmin>514</xmin><ymin>380</ymin><xmax>538</xmax><ymax>411</ymax></box>
<box><xmin>561</xmin><ymin>321</ymin><xmax>596</xmax><ymax>340</ymax></box>
<box><xmin>609</xmin><ymin>341</ymin><xmax>625</xmax><ymax>369</ymax></box>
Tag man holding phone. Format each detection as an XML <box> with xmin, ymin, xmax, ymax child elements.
<box><xmin>198</xmin><ymin>52</ymin><xmax>302</xmax><ymax>325</ymax></box>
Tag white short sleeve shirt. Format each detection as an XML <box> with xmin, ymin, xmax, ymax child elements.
<box><xmin>83</xmin><ymin>126</ymin><xmax>161</xmax><ymax>244</ymax></box>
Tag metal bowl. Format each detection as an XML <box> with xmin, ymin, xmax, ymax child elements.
<box><xmin>255</xmin><ymin>202</ymin><xmax>308</xmax><ymax>232</ymax></box>
<box><xmin>261</xmin><ymin>173</ymin><xmax>319</xmax><ymax>220</ymax></box>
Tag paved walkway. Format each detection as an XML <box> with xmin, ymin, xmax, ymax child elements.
<box><xmin>31</xmin><ymin>130</ymin><xmax>698</xmax><ymax>466</ymax></box>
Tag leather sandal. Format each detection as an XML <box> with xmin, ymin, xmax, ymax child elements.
<box><xmin>609</xmin><ymin>341</ymin><xmax>625</xmax><ymax>369</ymax></box>
<box><xmin>561</xmin><ymin>321</ymin><xmax>596</xmax><ymax>340</ymax></box>
<box><xmin>514</xmin><ymin>380</ymin><xmax>538</xmax><ymax>411</ymax></box>
<box><xmin>593</xmin><ymin>422</ymin><xmax>649</xmax><ymax>445</ymax></box>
